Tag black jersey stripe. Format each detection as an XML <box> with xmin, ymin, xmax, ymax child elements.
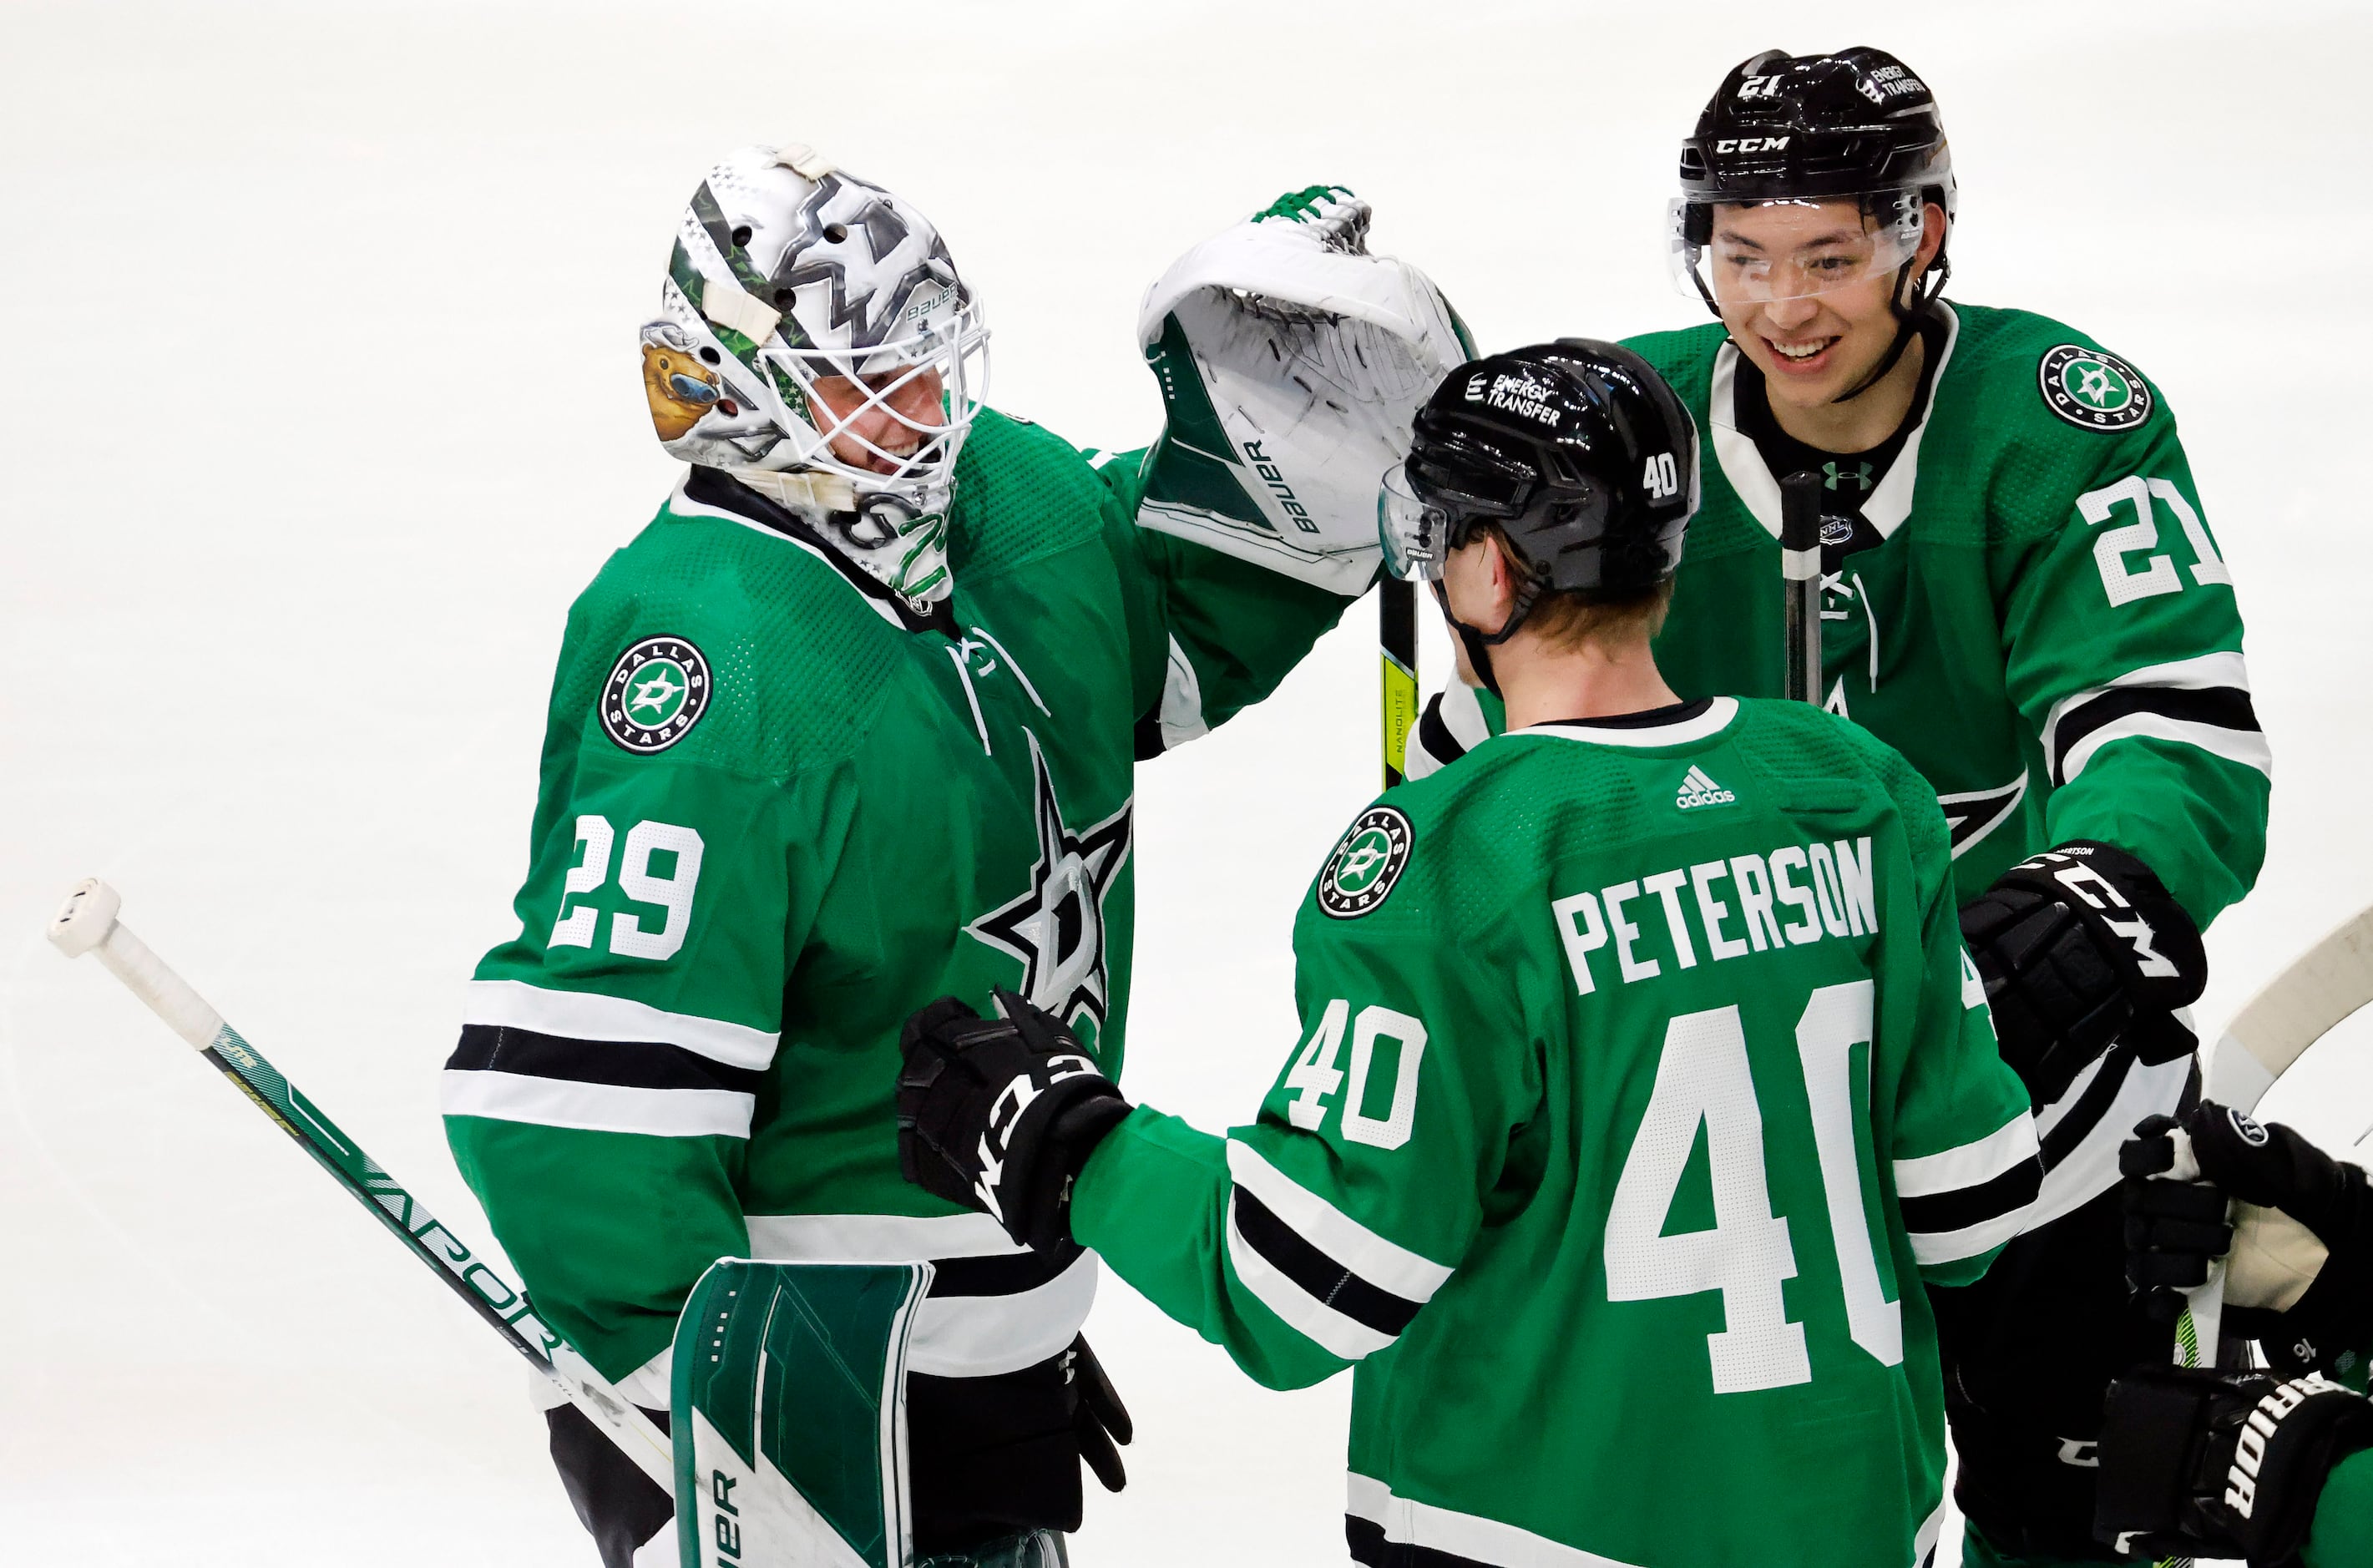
<box><xmin>1348</xmin><ymin>1515</ymin><xmax>1490</xmax><ymax>1568</ymax></box>
<box><xmin>445</xmin><ymin>1024</ymin><xmax>765</xmax><ymax>1097</ymax></box>
<box><xmin>1233</xmin><ymin>1191</ymin><xmax>1423</xmax><ymax>1338</ymax></box>
<box><xmin>927</xmin><ymin>1241</ymin><xmax>1084</xmax><ymax>1298</ymax></box>
<box><xmin>1415</xmin><ymin>693</ymin><xmax>1469</xmax><ymax>769</ymax></box>
<box><xmin>2048</xmin><ymin>685</ymin><xmax>2259</xmax><ymax>787</ymax></box>
<box><xmin>2036</xmin><ymin>1039</ymin><xmax>2140</xmax><ymax>1172</ymax></box>
<box><xmin>1900</xmin><ymin>1153</ymin><xmax>2042</xmax><ymax>1237</ymax></box>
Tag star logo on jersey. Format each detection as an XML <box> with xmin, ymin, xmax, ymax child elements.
<box><xmin>600</xmin><ymin>635</ymin><xmax>711</xmax><ymax>755</ymax></box>
<box><xmin>966</xmin><ymin>732</ymin><xmax>1134</xmax><ymax>1035</ymax></box>
<box><xmin>2037</xmin><ymin>344</ymin><xmax>2153</xmax><ymax>432</ymax></box>
<box><xmin>1317</xmin><ymin>807</ymin><xmax>1414</xmax><ymax>919</ymax></box>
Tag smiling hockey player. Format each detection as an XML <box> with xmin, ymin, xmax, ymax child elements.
<box><xmin>1404</xmin><ymin>49</ymin><xmax>2266</xmax><ymax>1566</ymax></box>
<box><xmin>441</xmin><ymin>144</ymin><xmax>1465</xmax><ymax>1567</ymax></box>
<box><xmin>898</xmin><ymin>341</ymin><xmax>2046</xmax><ymax>1568</ymax></box>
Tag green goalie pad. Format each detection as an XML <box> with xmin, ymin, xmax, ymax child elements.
<box><xmin>673</xmin><ymin>1259</ymin><xmax>933</xmax><ymax>1568</ymax></box>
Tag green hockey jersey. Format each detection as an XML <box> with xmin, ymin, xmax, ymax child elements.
<box><xmin>1408</xmin><ymin>301</ymin><xmax>2266</xmax><ymax>1222</ymax></box>
<box><xmin>1075</xmin><ymin>696</ymin><xmax>2042</xmax><ymax>1568</ymax></box>
<box><xmin>1409</xmin><ymin>302</ymin><xmax>2266</xmax><ymax>925</ymax></box>
<box><xmin>443</xmin><ymin>409</ymin><xmax>1351</xmax><ymax>1391</ymax></box>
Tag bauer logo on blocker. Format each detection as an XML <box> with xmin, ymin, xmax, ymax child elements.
<box><xmin>601</xmin><ymin>635</ymin><xmax>711</xmax><ymax>755</ymax></box>
<box><xmin>1318</xmin><ymin>807</ymin><xmax>1413</xmax><ymax>918</ymax></box>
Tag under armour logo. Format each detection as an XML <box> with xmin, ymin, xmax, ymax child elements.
<box><xmin>1823</xmin><ymin>459</ymin><xmax>1875</xmax><ymax>493</ymax></box>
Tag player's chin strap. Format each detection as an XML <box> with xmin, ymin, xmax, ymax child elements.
<box><xmin>1832</xmin><ymin>249</ymin><xmax>1951</xmax><ymax>404</ymax></box>
<box><xmin>1430</xmin><ymin>576</ymin><xmax>1541</xmax><ymax>701</ymax></box>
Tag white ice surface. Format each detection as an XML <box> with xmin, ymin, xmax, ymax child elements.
<box><xmin>6</xmin><ymin>2</ymin><xmax>2373</xmax><ymax>1562</ymax></box>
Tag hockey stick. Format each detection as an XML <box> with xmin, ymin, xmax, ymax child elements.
<box><xmin>44</xmin><ymin>877</ymin><xmax>675</xmax><ymax>1495</ymax></box>
<box><xmin>2146</xmin><ymin>905</ymin><xmax>2373</xmax><ymax>1568</ymax></box>
<box><xmin>2168</xmin><ymin>905</ymin><xmax>2373</xmax><ymax>1365</ymax></box>
<box><xmin>1380</xmin><ymin>577</ymin><xmax>1418</xmax><ymax>788</ymax></box>
<box><xmin>1780</xmin><ymin>470</ymin><xmax>1824</xmax><ymax>706</ymax></box>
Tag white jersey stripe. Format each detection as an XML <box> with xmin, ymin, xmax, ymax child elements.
<box><xmin>1439</xmin><ymin>680</ymin><xmax>1492</xmax><ymax>751</ymax></box>
<box><xmin>743</xmin><ymin>1210</ymin><xmax>1027</xmax><ymax>1262</ymax></box>
<box><xmin>1348</xmin><ymin>1470</ymin><xmax>1946</xmax><ymax>1568</ymax></box>
<box><xmin>1517</xmin><ymin>696</ymin><xmax>1741</xmax><ymax>750</ymax></box>
<box><xmin>1348</xmin><ymin>1473</ymin><xmax>1647</xmax><ymax>1567</ymax></box>
<box><xmin>2027</xmin><ymin>1052</ymin><xmax>2195</xmax><ymax>1231</ymax></box>
<box><xmin>741</xmin><ymin>1212</ymin><xmax>1095</xmax><ymax>1377</ymax></box>
<box><xmin>440</xmin><ymin>1070</ymin><xmax>752</xmax><ymax>1139</ymax></box>
<box><xmin>1894</xmin><ymin>1114</ymin><xmax>2040</xmax><ymax>1199</ymax></box>
<box><xmin>1908</xmin><ymin>1204</ymin><xmax>2033</xmax><ymax>1266</ymax></box>
<box><xmin>1226</xmin><ymin>1140</ymin><xmax>1454</xmax><ymax>1300</ymax></box>
<box><xmin>1225</xmin><ymin>1194</ymin><xmax>1394</xmax><ymax>1361</ymax></box>
<box><xmin>2060</xmin><ymin>711</ymin><xmax>2273</xmax><ymax>786</ymax></box>
<box><xmin>462</xmin><ymin>979</ymin><xmax>778</xmax><ymax>1070</ymax></box>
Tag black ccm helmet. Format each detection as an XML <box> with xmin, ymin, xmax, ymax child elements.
<box><xmin>1672</xmin><ymin>48</ymin><xmax>1956</xmax><ymax>393</ymax></box>
<box><xmin>1380</xmin><ymin>341</ymin><xmax>1698</xmax><ymax>685</ymax></box>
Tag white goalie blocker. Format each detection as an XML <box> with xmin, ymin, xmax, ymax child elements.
<box><xmin>1135</xmin><ymin>188</ymin><xmax>1472</xmax><ymax>594</ymax></box>
<box><xmin>2177</xmin><ymin>906</ymin><xmax>2373</xmax><ymax>1361</ymax></box>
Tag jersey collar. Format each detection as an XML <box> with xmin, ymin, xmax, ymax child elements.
<box><xmin>1709</xmin><ymin>301</ymin><xmax>1961</xmax><ymax>544</ymax></box>
<box><xmin>1515</xmin><ymin>695</ymin><xmax>1740</xmax><ymax>748</ymax></box>
<box><xmin>665</xmin><ymin>468</ymin><xmax>954</xmax><ymax>636</ymax></box>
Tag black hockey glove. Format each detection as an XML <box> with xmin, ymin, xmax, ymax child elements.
<box><xmin>2124</xmin><ymin>1102</ymin><xmax>2373</xmax><ymax>1373</ymax></box>
<box><xmin>1960</xmin><ymin>841</ymin><xmax>2206</xmax><ymax>1105</ymax></box>
<box><xmin>2096</xmin><ymin>1363</ymin><xmax>2373</xmax><ymax>1565</ymax></box>
<box><xmin>897</xmin><ymin>990</ymin><xmax>1133</xmax><ymax>1252</ymax></box>
<box><xmin>1065</xmin><ymin>1334</ymin><xmax>1133</xmax><ymax>1494</ymax></box>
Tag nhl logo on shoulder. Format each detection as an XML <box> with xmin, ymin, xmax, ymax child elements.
<box><xmin>601</xmin><ymin>635</ymin><xmax>711</xmax><ymax>755</ymax></box>
<box><xmin>2038</xmin><ymin>344</ymin><xmax>2153</xmax><ymax>432</ymax></box>
<box><xmin>1318</xmin><ymin>807</ymin><xmax>1414</xmax><ymax>919</ymax></box>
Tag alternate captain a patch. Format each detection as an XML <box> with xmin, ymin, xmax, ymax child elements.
<box><xmin>1318</xmin><ymin>807</ymin><xmax>1413</xmax><ymax>919</ymax></box>
<box><xmin>601</xmin><ymin>635</ymin><xmax>711</xmax><ymax>754</ymax></box>
<box><xmin>2037</xmin><ymin>344</ymin><xmax>2153</xmax><ymax>432</ymax></box>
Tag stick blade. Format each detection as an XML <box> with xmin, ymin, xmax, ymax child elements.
<box><xmin>2209</xmin><ymin>903</ymin><xmax>2373</xmax><ymax>1110</ymax></box>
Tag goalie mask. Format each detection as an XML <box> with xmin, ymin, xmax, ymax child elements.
<box><xmin>642</xmin><ymin>143</ymin><xmax>989</xmax><ymax>607</ymax></box>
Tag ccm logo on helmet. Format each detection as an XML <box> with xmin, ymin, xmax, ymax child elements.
<box><xmin>1714</xmin><ymin>136</ymin><xmax>1791</xmax><ymax>153</ymax></box>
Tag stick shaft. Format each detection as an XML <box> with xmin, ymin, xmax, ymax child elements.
<box><xmin>1780</xmin><ymin>472</ymin><xmax>1824</xmax><ymax>706</ymax></box>
<box><xmin>84</xmin><ymin>914</ymin><xmax>673</xmax><ymax>1492</ymax></box>
<box><xmin>1380</xmin><ymin>577</ymin><xmax>1418</xmax><ymax>788</ymax></box>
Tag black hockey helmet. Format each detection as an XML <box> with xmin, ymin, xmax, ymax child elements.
<box><xmin>1671</xmin><ymin>48</ymin><xmax>1955</xmax><ymax>392</ymax></box>
<box><xmin>1381</xmin><ymin>340</ymin><xmax>1698</xmax><ymax>644</ymax></box>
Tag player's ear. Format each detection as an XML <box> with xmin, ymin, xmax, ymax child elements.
<box><xmin>1916</xmin><ymin>202</ymin><xmax>1947</xmax><ymax>271</ymax></box>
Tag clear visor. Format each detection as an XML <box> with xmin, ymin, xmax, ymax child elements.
<box><xmin>1379</xmin><ymin>463</ymin><xmax>1455</xmax><ymax>582</ymax></box>
<box><xmin>758</xmin><ymin>297</ymin><xmax>991</xmax><ymax>492</ymax></box>
<box><xmin>1668</xmin><ymin>191</ymin><xmax>1928</xmax><ymax>306</ymax></box>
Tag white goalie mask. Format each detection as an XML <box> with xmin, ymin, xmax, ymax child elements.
<box><xmin>640</xmin><ymin>143</ymin><xmax>989</xmax><ymax>606</ymax></box>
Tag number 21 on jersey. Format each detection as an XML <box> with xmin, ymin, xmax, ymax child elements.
<box><xmin>1605</xmin><ymin>981</ymin><xmax>1899</xmax><ymax>1393</ymax></box>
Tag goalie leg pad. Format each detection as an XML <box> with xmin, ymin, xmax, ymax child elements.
<box><xmin>674</xmin><ymin>1259</ymin><xmax>933</xmax><ymax>1568</ymax></box>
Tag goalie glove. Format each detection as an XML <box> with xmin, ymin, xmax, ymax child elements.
<box><xmin>896</xmin><ymin>991</ymin><xmax>1132</xmax><ymax>1251</ymax></box>
<box><xmin>2096</xmin><ymin>1364</ymin><xmax>2373</xmax><ymax>1565</ymax></box>
<box><xmin>1135</xmin><ymin>185</ymin><xmax>1473</xmax><ymax>594</ymax></box>
<box><xmin>2124</xmin><ymin>1102</ymin><xmax>2373</xmax><ymax>1374</ymax></box>
<box><xmin>1959</xmin><ymin>840</ymin><xmax>2206</xmax><ymax>1105</ymax></box>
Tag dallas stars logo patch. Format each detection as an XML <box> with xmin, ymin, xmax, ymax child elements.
<box><xmin>2038</xmin><ymin>344</ymin><xmax>2153</xmax><ymax>432</ymax></box>
<box><xmin>1317</xmin><ymin>807</ymin><xmax>1413</xmax><ymax>919</ymax></box>
<box><xmin>601</xmin><ymin>635</ymin><xmax>711</xmax><ymax>755</ymax></box>
<box><xmin>966</xmin><ymin>732</ymin><xmax>1133</xmax><ymax>1034</ymax></box>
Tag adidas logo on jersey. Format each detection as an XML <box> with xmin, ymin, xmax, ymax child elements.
<box><xmin>1676</xmin><ymin>766</ymin><xmax>1735</xmax><ymax>810</ymax></box>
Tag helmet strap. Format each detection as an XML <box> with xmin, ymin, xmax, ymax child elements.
<box><xmin>1832</xmin><ymin>242</ymin><xmax>1951</xmax><ymax>405</ymax></box>
<box><xmin>1429</xmin><ymin>574</ymin><xmax>1542</xmax><ymax>702</ymax></box>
